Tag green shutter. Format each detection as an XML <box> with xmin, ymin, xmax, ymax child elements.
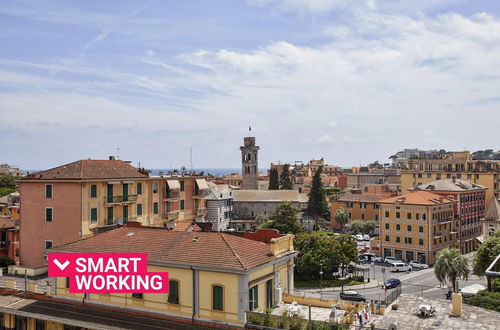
<box><xmin>180</xmin><ymin>200</ymin><xmax>185</xmax><ymax>210</ymax></box>
<box><xmin>213</xmin><ymin>286</ymin><xmax>223</xmax><ymax>311</ymax></box>
<box><xmin>90</xmin><ymin>208</ymin><xmax>97</xmax><ymax>222</ymax></box>
<box><xmin>137</xmin><ymin>183</ymin><xmax>142</xmax><ymax>195</ymax></box>
<box><xmin>137</xmin><ymin>204</ymin><xmax>142</xmax><ymax>216</ymax></box>
<box><xmin>45</xmin><ymin>185</ymin><xmax>52</xmax><ymax>198</ymax></box>
<box><xmin>46</xmin><ymin>208</ymin><xmax>53</xmax><ymax>222</ymax></box>
<box><xmin>168</xmin><ymin>281</ymin><xmax>179</xmax><ymax>304</ymax></box>
<box><xmin>153</xmin><ymin>202</ymin><xmax>158</xmax><ymax>214</ymax></box>
<box><xmin>180</xmin><ymin>181</ymin><xmax>185</xmax><ymax>191</ymax></box>
<box><xmin>90</xmin><ymin>185</ymin><xmax>97</xmax><ymax>198</ymax></box>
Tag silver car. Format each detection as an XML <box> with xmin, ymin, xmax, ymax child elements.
<box><xmin>409</xmin><ymin>260</ymin><xmax>429</xmax><ymax>269</ymax></box>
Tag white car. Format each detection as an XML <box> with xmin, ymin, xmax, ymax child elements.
<box><xmin>363</xmin><ymin>234</ymin><xmax>371</xmax><ymax>241</ymax></box>
<box><xmin>391</xmin><ymin>262</ymin><xmax>412</xmax><ymax>272</ymax></box>
<box><xmin>384</xmin><ymin>256</ymin><xmax>398</xmax><ymax>264</ymax></box>
<box><xmin>409</xmin><ymin>260</ymin><xmax>429</xmax><ymax>269</ymax></box>
<box><xmin>363</xmin><ymin>253</ymin><xmax>383</xmax><ymax>263</ymax></box>
<box><xmin>356</xmin><ymin>234</ymin><xmax>364</xmax><ymax>241</ymax></box>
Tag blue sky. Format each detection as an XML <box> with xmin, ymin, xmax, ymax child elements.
<box><xmin>1</xmin><ymin>0</ymin><xmax>499</xmax><ymax>170</ymax></box>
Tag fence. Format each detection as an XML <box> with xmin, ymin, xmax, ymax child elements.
<box><xmin>382</xmin><ymin>285</ymin><xmax>401</xmax><ymax>305</ymax></box>
<box><xmin>246</xmin><ymin>311</ymin><xmax>348</xmax><ymax>330</ymax></box>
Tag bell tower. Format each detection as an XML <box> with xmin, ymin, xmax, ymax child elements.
<box><xmin>240</xmin><ymin>136</ymin><xmax>260</xmax><ymax>190</ymax></box>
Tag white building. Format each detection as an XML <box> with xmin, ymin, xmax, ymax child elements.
<box><xmin>204</xmin><ymin>184</ymin><xmax>233</xmax><ymax>231</ymax></box>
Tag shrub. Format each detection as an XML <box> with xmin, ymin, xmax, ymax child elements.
<box><xmin>465</xmin><ymin>293</ymin><xmax>500</xmax><ymax>312</ymax></box>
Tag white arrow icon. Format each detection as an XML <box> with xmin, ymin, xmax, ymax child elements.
<box><xmin>53</xmin><ymin>259</ymin><xmax>70</xmax><ymax>271</ymax></box>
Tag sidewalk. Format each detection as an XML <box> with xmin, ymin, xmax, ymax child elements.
<box><xmin>296</xmin><ymin>280</ymin><xmax>380</xmax><ymax>293</ymax></box>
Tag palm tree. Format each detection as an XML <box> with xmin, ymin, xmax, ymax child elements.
<box><xmin>434</xmin><ymin>248</ymin><xmax>469</xmax><ymax>293</ymax></box>
<box><xmin>334</xmin><ymin>208</ymin><xmax>348</xmax><ymax>230</ymax></box>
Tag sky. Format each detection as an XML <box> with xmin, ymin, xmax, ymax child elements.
<box><xmin>1</xmin><ymin>0</ymin><xmax>500</xmax><ymax>170</ymax></box>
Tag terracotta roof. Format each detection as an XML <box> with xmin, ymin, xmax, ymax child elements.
<box><xmin>485</xmin><ymin>197</ymin><xmax>500</xmax><ymax>221</ymax></box>
<box><xmin>172</xmin><ymin>221</ymin><xmax>201</xmax><ymax>232</ymax></box>
<box><xmin>338</xmin><ymin>192</ymin><xmax>387</xmax><ymax>203</ymax></box>
<box><xmin>50</xmin><ymin>226</ymin><xmax>285</xmax><ymax>271</ymax></box>
<box><xmin>378</xmin><ymin>191</ymin><xmax>454</xmax><ymax>206</ymax></box>
<box><xmin>25</xmin><ymin>160</ymin><xmax>148</xmax><ymax>180</ymax></box>
<box><xmin>223</xmin><ymin>174</ymin><xmax>242</xmax><ymax>181</ymax></box>
<box><xmin>417</xmin><ymin>179</ymin><xmax>487</xmax><ymax>192</ymax></box>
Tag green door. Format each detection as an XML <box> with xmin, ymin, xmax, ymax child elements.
<box><xmin>107</xmin><ymin>184</ymin><xmax>113</xmax><ymax>203</ymax></box>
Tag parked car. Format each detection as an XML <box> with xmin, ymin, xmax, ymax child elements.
<box><xmin>391</xmin><ymin>262</ymin><xmax>412</xmax><ymax>272</ymax></box>
<box><xmin>362</xmin><ymin>253</ymin><xmax>383</xmax><ymax>263</ymax></box>
<box><xmin>383</xmin><ymin>278</ymin><xmax>401</xmax><ymax>289</ymax></box>
<box><xmin>384</xmin><ymin>256</ymin><xmax>399</xmax><ymax>264</ymax></box>
<box><xmin>409</xmin><ymin>260</ymin><xmax>429</xmax><ymax>269</ymax></box>
<box><xmin>340</xmin><ymin>291</ymin><xmax>367</xmax><ymax>302</ymax></box>
<box><xmin>358</xmin><ymin>255</ymin><xmax>368</xmax><ymax>264</ymax></box>
<box><xmin>363</xmin><ymin>234</ymin><xmax>371</xmax><ymax>241</ymax></box>
<box><xmin>356</xmin><ymin>234</ymin><xmax>364</xmax><ymax>241</ymax></box>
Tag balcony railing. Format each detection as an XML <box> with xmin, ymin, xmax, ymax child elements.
<box><xmin>104</xmin><ymin>195</ymin><xmax>138</xmax><ymax>204</ymax></box>
<box><xmin>163</xmin><ymin>193</ymin><xmax>179</xmax><ymax>202</ymax></box>
<box><xmin>162</xmin><ymin>211</ymin><xmax>179</xmax><ymax>221</ymax></box>
<box><xmin>433</xmin><ymin>232</ymin><xmax>443</xmax><ymax>238</ymax></box>
<box><xmin>106</xmin><ymin>216</ymin><xmax>137</xmax><ymax>225</ymax></box>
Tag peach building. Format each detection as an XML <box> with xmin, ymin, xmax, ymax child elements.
<box><xmin>19</xmin><ymin>159</ymin><xmax>208</xmax><ymax>270</ymax></box>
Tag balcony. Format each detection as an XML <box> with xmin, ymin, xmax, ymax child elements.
<box><xmin>433</xmin><ymin>232</ymin><xmax>443</xmax><ymax>238</ymax></box>
<box><xmin>196</xmin><ymin>208</ymin><xmax>207</xmax><ymax>217</ymax></box>
<box><xmin>163</xmin><ymin>193</ymin><xmax>179</xmax><ymax>202</ymax></box>
<box><xmin>104</xmin><ymin>195</ymin><xmax>138</xmax><ymax>204</ymax></box>
<box><xmin>106</xmin><ymin>216</ymin><xmax>137</xmax><ymax>225</ymax></box>
<box><xmin>162</xmin><ymin>211</ymin><xmax>179</xmax><ymax>221</ymax></box>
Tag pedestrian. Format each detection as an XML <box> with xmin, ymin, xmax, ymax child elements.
<box><xmin>358</xmin><ymin>312</ymin><xmax>363</xmax><ymax>327</ymax></box>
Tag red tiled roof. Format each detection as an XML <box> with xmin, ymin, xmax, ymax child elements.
<box><xmin>25</xmin><ymin>160</ymin><xmax>148</xmax><ymax>180</ymax></box>
<box><xmin>378</xmin><ymin>191</ymin><xmax>454</xmax><ymax>206</ymax></box>
<box><xmin>172</xmin><ymin>221</ymin><xmax>201</xmax><ymax>232</ymax></box>
<box><xmin>50</xmin><ymin>226</ymin><xmax>284</xmax><ymax>271</ymax></box>
<box><xmin>338</xmin><ymin>192</ymin><xmax>387</xmax><ymax>203</ymax></box>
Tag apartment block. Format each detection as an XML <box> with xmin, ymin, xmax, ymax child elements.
<box><xmin>400</xmin><ymin>151</ymin><xmax>500</xmax><ymax>207</ymax></box>
<box><xmin>378</xmin><ymin>191</ymin><xmax>459</xmax><ymax>265</ymax></box>
<box><xmin>414</xmin><ymin>179</ymin><xmax>487</xmax><ymax>254</ymax></box>
<box><xmin>204</xmin><ymin>183</ymin><xmax>233</xmax><ymax>231</ymax></box>
<box><xmin>19</xmin><ymin>159</ymin><xmax>208</xmax><ymax>269</ymax></box>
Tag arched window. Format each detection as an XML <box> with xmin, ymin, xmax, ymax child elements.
<box><xmin>90</xmin><ymin>185</ymin><xmax>97</xmax><ymax>198</ymax></box>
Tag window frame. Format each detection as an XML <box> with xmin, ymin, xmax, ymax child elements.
<box><xmin>45</xmin><ymin>207</ymin><xmax>53</xmax><ymax>222</ymax></box>
<box><xmin>212</xmin><ymin>284</ymin><xmax>224</xmax><ymax>311</ymax></box>
<box><xmin>45</xmin><ymin>240</ymin><xmax>53</xmax><ymax>249</ymax></box>
<box><xmin>90</xmin><ymin>208</ymin><xmax>98</xmax><ymax>222</ymax></box>
<box><xmin>90</xmin><ymin>184</ymin><xmax>97</xmax><ymax>198</ymax></box>
<box><xmin>167</xmin><ymin>280</ymin><xmax>179</xmax><ymax>304</ymax></box>
<box><xmin>137</xmin><ymin>182</ymin><xmax>142</xmax><ymax>195</ymax></box>
<box><xmin>153</xmin><ymin>202</ymin><xmax>159</xmax><ymax>214</ymax></box>
<box><xmin>45</xmin><ymin>184</ymin><xmax>52</xmax><ymax>198</ymax></box>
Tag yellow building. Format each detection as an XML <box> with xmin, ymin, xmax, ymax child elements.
<box><xmin>48</xmin><ymin>225</ymin><xmax>297</xmax><ymax>326</ymax></box>
<box><xmin>378</xmin><ymin>191</ymin><xmax>459</xmax><ymax>265</ymax></box>
<box><xmin>400</xmin><ymin>151</ymin><xmax>500</xmax><ymax>207</ymax></box>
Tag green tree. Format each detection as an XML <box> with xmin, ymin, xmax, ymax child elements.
<box><xmin>264</xmin><ymin>201</ymin><xmax>303</xmax><ymax>234</ymax></box>
<box><xmin>279</xmin><ymin>164</ymin><xmax>293</xmax><ymax>190</ymax></box>
<box><xmin>268</xmin><ymin>168</ymin><xmax>279</xmax><ymax>190</ymax></box>
<box><xmin>473</xmin><ymin>231</ymin><xmax>500</xmax><ymax>276</ymax></box>
<box><xmin>0</xmin><ymin>175</ymin><xmax>18</xmax><ymax>189</ymax></box>
<box><xmin>333</xmin><ymin>234</ymin><xmax>358</xmax><ymax>276</ymax></box>
<box><xmin>252</xmin><ymin>213</ymin><xmax>269</xmax><ymax>231</ymax></box>
<box><xmin>294</xmin><ymin>231</ymin><xmax>338</xmax><ymax>278</ymax></box>
<box><xmin>334</xmin><ymin>208</ymin><xmax>348</xmax><ymax>230</ymax></box>
<box><xmin>434</xmin><ymin>248</ymin><xmax>469</xmax><ymax>293</ymax></box>
<box><xmin>306</xmin><ymin>166</ymin><xmax>329</xmax><ymax>221</ymax></box>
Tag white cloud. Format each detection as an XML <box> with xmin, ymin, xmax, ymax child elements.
<box><xmin>327</xmin><ymin>121</ymin><xmax>338</xmax><ymax>128</ymax></box>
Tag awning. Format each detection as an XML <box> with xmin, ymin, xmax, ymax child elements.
<box><xmin>195</xmin><ymin>178</ymin><xmax>209</xmax><ymax>190</ymax></box>
<box><xmin>167</xmin><ymin>180</ymin><xmax>180</xmax><ymax>190</ymax></box>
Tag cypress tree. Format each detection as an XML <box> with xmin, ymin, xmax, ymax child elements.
<box><xmin>279</xmin><ymin>164</ymin><xmax>293</xmax><ymax>190</ymax></box>
<box><xmin>306</xmin><ymin>166</ymin><xmax>328</xmax><ymax>221</ymax></box>
<box><xmin>268</xmin><ymin>168</ymin><xmax>279</xmax><ymax>190</ymax></box>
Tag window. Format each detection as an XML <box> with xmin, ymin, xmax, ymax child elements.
<box><xmin>347</xmin><ymin>202</ymin><xmax>353</xmax><ymax>208</ymax></box>
<box><xmin>249</xmin><ymin>285</ymin><xmax>259</xmax><ymax>310</ymax></box>
<box><xmin>45</xmin><ymin>208</ymin><xmax>53</xmax><ymax>222</ymax></box>
<box><xmin>180</xmin><ymin>181</ymin><xmax>185</xmax><ymax>192</ymax></box>
<box><xmin>181</xmin><ymin>200</ymin><xmax>185</xmax><ymax>210</ymax></box>
<box><xmin>405</xmin><ymin>237</ymin><xmax>412</xmax><ymax>244</ymax></box>
<box><xmin>375</xmin><ymin>214</ymin><xmax>379</xmax><ymax>220</ymax></box>
<box><xmin>348</xmin><ymin>213</ymin><xmax>352</xmax><ymax>219</ymax></box>
<box><xmin>422</xmin><ymin>214</ymin><xmax>426</xmax><ymax>220</ymax></box>
<box><xmin>153</xmin><ymin>202</ymin><xmax>158</xmax><ymax>214</ymax></box>
<box><xmin>132</xmin><ymin>293</ymin><xmax>143</xmax><ymax>299</ymax></box>
<box><xmin>396</xmin><ymin>212</ymin><xmax>400</xmax><ymax>219</ymax></box>
<box><xmin>137</xmin><ymin>204</ymin><xmax>142</xmax><ymax>216</ymax></box>
<box><xmin>427</xmin><ymin>173</ymin><xmax>432</xmax><ymax>178</ymax></box>
<box><xmin>90</xmin><ymin>208</ymin><xmax>97</xmax><ymax>222</ymax></box>
<box><xmin>396</xmin><ymin>236</ymin><xmax>400</xmax><ymax>243</ymax></box>
<box><xmin>407</xmin><ymin>213</ymin><xmax>412</xmax><ymax>219</ymax></box>
<box><xmin>266</xmin><ymin>279</ymin><xmax>273</xmax><ymax>309</ymax></box>
<box><xmin>45</xmin><ymin>240</ymin><xmax>53</xmax><ymax>249</ymax></box>
<box><xmin>385</xmin><ymin>223</ymin><xmax>389</xmax><ymax>230</ymax></box>
<box><xmin>446</xmin><ymin>174</ymin><xmax>451</xmax><ymax>179</ymax></box>
<box><xmin>167</xmin><ymin>280</ymin><xmax>179</xmax><ymax>304</ymax></box>
<box><xmin>419</xmin><ymin>226</ymin><xmax>423</xmax><ymax>233</ymax></box>
<box><xmin>419</xmin><ymin>239</ymin><xmax>424</xmax><ymax>246</ymax></box>
<box><xmin>385</xmin><ymin>211</ymin><xmax>389</xmax><ymax>217</ymax></box>
<box><xmin>385</xmin><ymin>235</ymin><xmax>390</xmax><ymax>242</ymax></box>
<box><xmin>45</xmin><ymin>184</ymin><xmax>52</xmax><ymax>198</ymax></box>
<box><xmin>212</xmin><ymin>285</ymin><xmax>223</xmax><ymax>311</ymax></box>
<box><xmin>36</xmin><ymin>319</ymin><xmax>45</xmax><ymax>330</ymax></box>
<box><xmin>107</xmin><ymin>207</ymin><xmax>113</xmax><ymax>225</ymax></box>
<box><xmin>360</xmin><ymin>203</ymin><xmax>366</xmax><ymax>209</ymax></box>
<box><xmin>153</xmin><ymin>183</ymin><xmax>158</xmax><ymax>193</ymax></box>
<box><xmin>137</xmin><ymin>183</ymin><xmax>142</xmax><ymax>195</ymax></box>
<box><xmin>407</xmin><ymin>225</ymin><xmax>412</xmax><ymax>232</ymax></box>
<box><xmin>361</xmin><ymin>214</ymin><xmax>365</xmax><ymax>220</ymax></box>
<box><xmin>90</xmin><ymin>185</ymin><xmax>97</xmax><ymax>198</ymax></box>
<box><xmin>396</xmin><ymin>224</ymin><xmax>400</xmax><ymax>230</ymax></box>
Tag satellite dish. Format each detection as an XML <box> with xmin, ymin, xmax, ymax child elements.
<box><xmin>388</xmin><ymin>324</ymin><xmax>397</xmax><ymax>330</ymax></box>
